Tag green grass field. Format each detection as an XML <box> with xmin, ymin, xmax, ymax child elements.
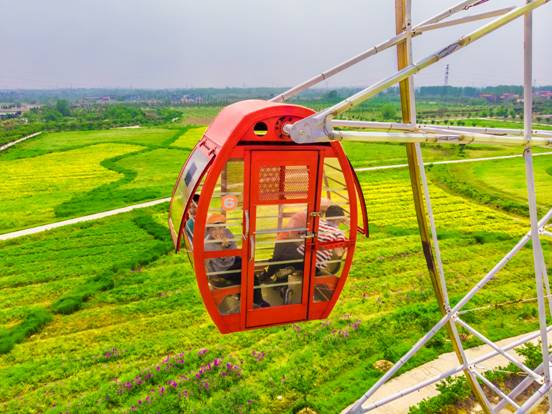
<box><xmin>430</xmin><ymin>155</ymin><xmax>552</xmax><ymax>217</ymax></box>
<box><xmin>0</xmin><ymin>127</ymin><xmax>204</xmax><ymax>233</ymax></box>
<box><xmin>1</xmin><ymin>122</ymin><xmax>548</xmax><ymax>234</ymax></box>
<box><xmin>1</xmin><ymin>151</ymin><xmax>550</xmax><ymax>412</ymax></box>
<box><xmin>1</xmin><ymin>121</ymin><xmax>551</xmax><ymax>412</ymax></box>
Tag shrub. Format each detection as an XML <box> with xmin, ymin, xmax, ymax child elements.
<box><xmin>0</xmin><ymin>308</ymin><xmax>53</xmax><ymax>354</ymax></box>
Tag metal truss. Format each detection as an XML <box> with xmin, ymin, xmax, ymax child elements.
<box><xmin>272</xmin><ymin>0</ymin><xmax>552</xmax><ymax>412</ymax></box>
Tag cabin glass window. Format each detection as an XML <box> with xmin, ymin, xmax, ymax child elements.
<box><xmin>312</xmin><ymin>246</ymin><xmax>348</xmax><ymax>303</ymax></box>
<box><xmin>320</xmin><ymin>158</ymin><xmax>351</xmax><ymax>239</ymax></box>
<box><xmin>203</xmin><ymin>158</ymin><xmax>244</xmax><ymax>315</ymax></box>
<box><xmin>170</xmin><ymin>147</ymin><xmax>212</xmax><ymax>244</ymax></box>
<box><xmin>253</xmin><ymin>203</ymin><xmax>308</xmax><ymax>307</ymax></box>
<box><xmin>204</xmin><ymin>159</ymin><xmax>244</xmax><ymax>250</ymax></box>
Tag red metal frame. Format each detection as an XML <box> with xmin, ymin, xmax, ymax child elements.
<box><xmin>168</xmin><ymin>100</ymin><xmax>369</xmax><ymax>333</ymax></box>
<box><xmin>245</xmin><ymin>150</ymin><xmax>319</xmax><ymax>328</ymax></box>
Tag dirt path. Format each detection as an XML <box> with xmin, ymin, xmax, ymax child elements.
<box><xmin>355</xmin><ymin>151</ymin><xmax>552</xmax><ymax>172</ymax></box>
<box><xmin>347</xmin><ymin>330</ymin><xmax>552</xmax><ymax>413</ymax></box>
<box><xmin>0</xmin><ymin>131</ymin><xmax>42</xmax><ymax>152</ymax></box>
<box><xmin>0</xmin><ymin>198</ymin><xmax>170</xmax><ymax>241</ymax></box>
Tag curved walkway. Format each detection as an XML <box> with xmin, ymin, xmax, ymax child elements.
<box><xmin>346</xmin><ymin>330</ymin><xmax>552</xmax><ymax>413</ymax></box>
<box><xmin>0</xmin><ymin>131</ymin><xmax>42</xmax><ymax>152</ymax></box>
<box><xmin>0</xmin><ymin>198</ymin><xmax>170</xmax><ymax>241</ymax></box>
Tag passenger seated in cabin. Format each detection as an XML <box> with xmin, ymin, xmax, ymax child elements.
<box><xmin>277</xmin><ymin>198</ymin><xmax>332</xmax><ymax>240</ymax></box>
<box><xmin>297</xmin><ymin>205</ymin><xmax>347</xmax><ymax>275</ymax></box>
<box><xmin>258</xmin><ymin>201</ymin><xmax>341</xmax><ymax>283</ymax></box>
<box><xmin>205</xmin><ymin>214</ymin><xmax>269</xmax><ymax>307</ymax></box>
<box><xmin>205</xmin><ymin>214</ymin><xmax>240</xmax><ymax>282</ymax></box>
<box><xmin>185</xmin><ymin>193</ymin><xmax>200</xmax><ymax>242</ymax></box>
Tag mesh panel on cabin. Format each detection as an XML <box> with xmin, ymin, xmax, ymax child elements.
<box><xmin>258</xmin><ymin>165</ymin><xmax>310</xmax><ymax>201</ymax></box>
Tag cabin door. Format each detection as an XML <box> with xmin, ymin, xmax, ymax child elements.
<box><xmin>245</xmin><ymin>150</ymin><xmax>320</xmax><ymax>328</ymax></box>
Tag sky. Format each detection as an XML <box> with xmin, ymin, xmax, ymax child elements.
<box><xmin>1</xmin><ymin>0</ymin><xmax>551</xmax><ymax>89</ymax></box>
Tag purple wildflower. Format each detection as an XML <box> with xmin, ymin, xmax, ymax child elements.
<box><xmin>198</xmin><ymin>348</ymin><xmax>208</xmax><ymax>356</ymax></box>
<box><xmin>213</xmin><ymin>358</ymin><xmax>221</xmax><ymax>367</ymax></box>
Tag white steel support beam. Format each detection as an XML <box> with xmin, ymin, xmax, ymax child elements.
<box><xmin>456</xmin><ymin>318</ymin><xmax>544</xmax><ymax>383</ymax></box>
<box><xmin>359</xmin><ymin>330</ymin><xmax>552</xmax><ymax>413</ymax></box>
<box><xmin>515</xmin><ymin>383</ymin><xmax>552</xmax><ymax>413</ymax></box>
<box><xmin>329</xmin><ymin>130</ymin><xmax>552</xmax><ymax>147</ymax></box>
<box><xmin>495</xmin><ymin>362</ymin><xmax>545</xmax><ymax>412</ymax></box>
<box><xmin>413</xmin><ymin>7</ymin><xmax>515</xmax><ymax>34</ymax></box>
<box><xmin>287</xmin><ymin>0</ymin><xmax>549</xmax><ymax>144</ymax></box>
<box><xmin>522</xmin><ymin>3</ymin><xmax>552</xmax><ymax>410</ymax></box>
<box><xmin>270</xmin><ymin>0</ymin><xmax>488</xmax><ymax>103</ymax></box>
<box><xmin>329</xmin><ymin>119</ymin><xmax>552</xmax><ymax>138</ymax></box>
<box><xmin>472</xmin><ymin>368</ymin><xmax>521</xmax><ymax>410</ymax></box>
<box><xmin>346</xmin><ymin>209</ymin><xmax>552</xmax><ymax>413</ymax></box>
<box><xmin>277</xmin><ymin>1</ymin><xmax>552</xmax><ymax>411</ymax></box>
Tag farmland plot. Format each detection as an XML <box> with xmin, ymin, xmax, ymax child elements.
<box><xmin>431</xmin><ymin>155</ymin><xmax>552</xmax><ymax>216</ymax></box>
<box><xmin>0</xmin><ymin>144</ymin><xmax>143</xmax><ymax>233</ymax></box>
<box><xmin>0</xmin><ymin>128</ymin><xmax>190</xmax><ymax>233</ymax></box>
<box><xmin>0</xmin><ymin>163</ymin><xmax>550</xmax><ymax>413</ymax></box>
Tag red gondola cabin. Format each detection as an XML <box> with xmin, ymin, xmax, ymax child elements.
<box><xmin>169</xmin><ymin>100</ymin><xmax>367</xmax><ymax>333</ymax></box>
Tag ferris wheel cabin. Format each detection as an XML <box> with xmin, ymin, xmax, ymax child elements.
<box><xmin>169</xmin><ymin>100</ymin><xmax>368</xmax><ymax>333</ymax></box>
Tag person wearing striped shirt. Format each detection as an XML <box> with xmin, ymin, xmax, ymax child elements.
<box><xmin>297</xmin><ymin>205</ymin><xmax>347</xmax><ymax>274</ymax></box>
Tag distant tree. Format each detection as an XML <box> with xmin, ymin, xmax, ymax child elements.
<box><xmin>43</xmin><ymin>108</ymin><xmax>62</xmax><ymax>121</ymax></box>
<box><xmin>381</xmin><ymin>103</ymin><xmax>397</xmax><ymax>120</ymax></box>
<box><xmin>325</xmin><ymin>90</ymin><xmax>339</xmax><ymax>100</ymax></box>
<box><xmin>55</xmin><ymin>100</ymin><xmax>71</xmax><ymax>116</ymax></box>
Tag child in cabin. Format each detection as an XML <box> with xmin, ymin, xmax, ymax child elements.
<box><xmin>205</xmin><ymin>214</ymin><xmax>269</xmax><ymax>307</ymax></box>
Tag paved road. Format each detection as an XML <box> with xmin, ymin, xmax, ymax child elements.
<box><xmin>1</xmin><ymin>151</ymin><xmax>551</xmax><ymax>241</ymax></box>
<box><xmin>345</xmin><ymin>330</ymin><xmax>552</xmax><ymax>413</ymax></box>
<box><xmin>0</xmin><ymin>131</ymin><xmax>42</xmax><ymax>152</ymax></box>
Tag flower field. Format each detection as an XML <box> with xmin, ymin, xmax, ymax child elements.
<box><xmin>1</xmin><ymin>124</ymin><xmax>550</xmax><ymax>412</ymax></box>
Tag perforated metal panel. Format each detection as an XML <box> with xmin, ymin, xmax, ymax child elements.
<box><xmin>258</xmin><ymin>165</ymin><xmax>310</xmax><ymax>201</ymax></box>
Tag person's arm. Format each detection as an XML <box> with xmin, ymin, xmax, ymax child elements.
<box><xmin>222</xmin><ymin>228</ymin><xmax>237</xmax><ymax>249</ymax></box>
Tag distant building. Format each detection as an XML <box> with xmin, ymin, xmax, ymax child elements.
<box><xmin>500</xmin><ymin>92</ymin><xmax>520</xmax><ymax>102</ymax></box>
<box><xmin>536</xmin><ymin>90</ymin><xmax>552</xmax><ymax>99</ymax></box>
<box><xmin>480</xmin><ymin>93</ymin><xmax>498</xmax><ymax>103</ymax></box>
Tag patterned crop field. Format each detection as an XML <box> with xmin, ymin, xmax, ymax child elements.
<box><xmin>0</xmin><ymin>127</ymin><xmax>191</xmax><ymax>233</ymax></box>
<box><xmin>0</xmin><ymin>144</ymin><xmax>144</xmax><ymax>233</ymax></box>
<box><xmin>0</xmin><ymin>159</ymin><xmax>550</xmax><ymax>413</ymax></box>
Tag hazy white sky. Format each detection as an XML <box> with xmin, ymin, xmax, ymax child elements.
<box><xmin>1</xmin><ymin>0</ymin><xmax>551</xmax><ymax>89</ymax></box>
